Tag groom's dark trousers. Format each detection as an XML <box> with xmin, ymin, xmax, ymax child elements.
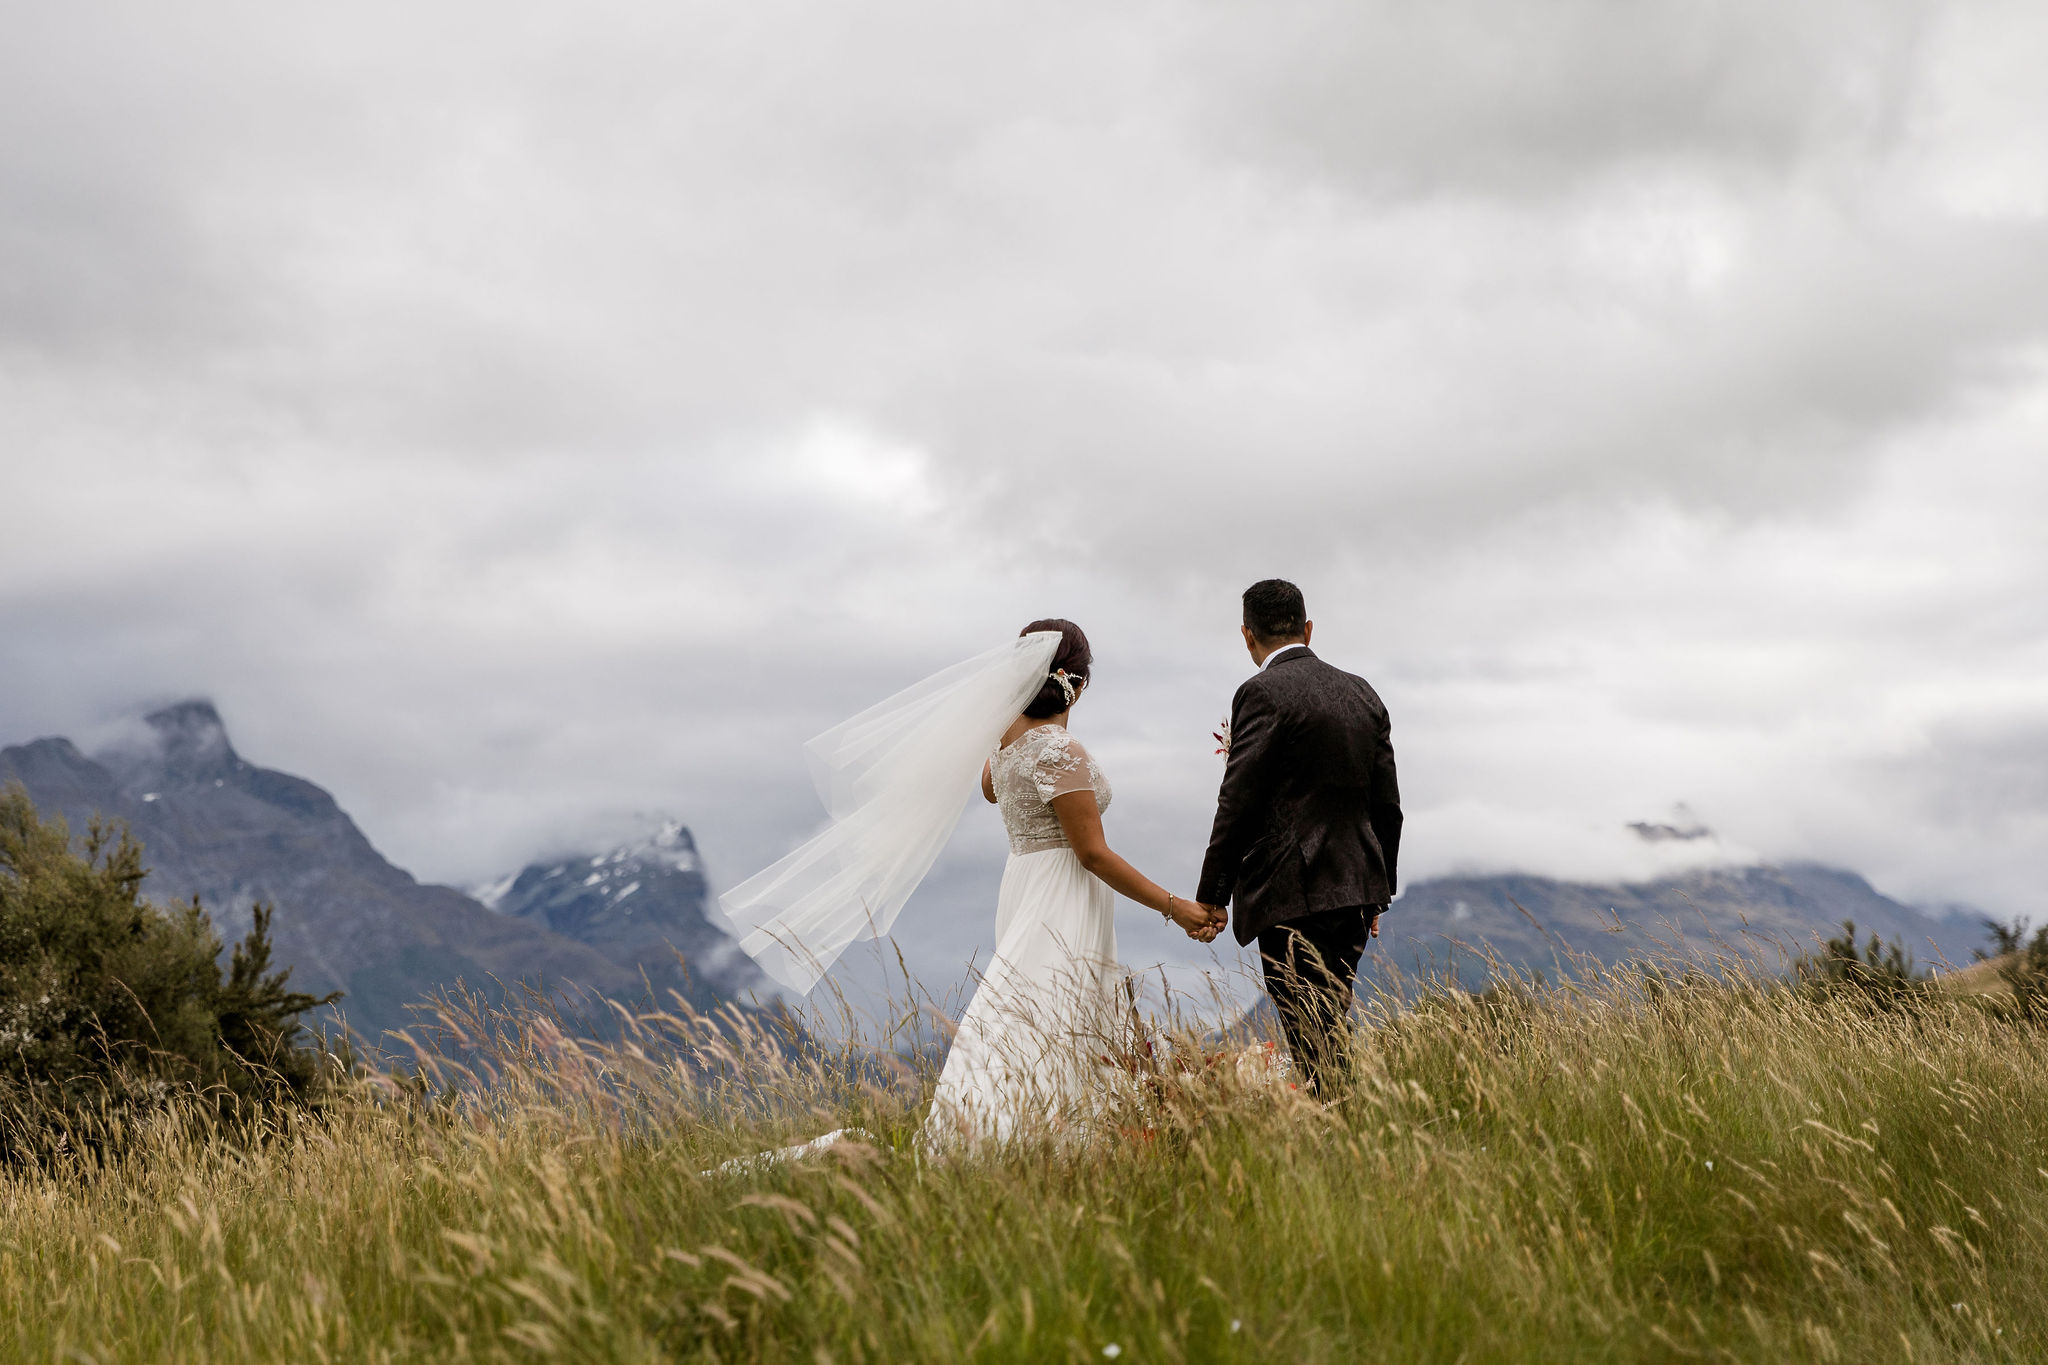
<box><xmin>1258</xmin><ymin>906</ymin><xmax>1375</xmax><ymax>1095</ymax></box>
<box><xmin>1198</xmin><ymin>646</ymin><xmax>1402</xmax><ymax>1095</ymax></box>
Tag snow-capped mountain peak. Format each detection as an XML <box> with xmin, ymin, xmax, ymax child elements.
<box><xmin>481</xmin><ymin>820</ymin><xmax>767</xmax><ymax>1005</ymax></box>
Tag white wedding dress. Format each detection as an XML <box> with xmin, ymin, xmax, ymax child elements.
<box><xmin>920</xmin><ymin>724</ymin><xmax>1122</xmax><ymax>1147</ymax></box>
<box><xmin>715</xmin><ymin>633</ymin><xmax>1130</xmax><ymax>1159</ymax></box>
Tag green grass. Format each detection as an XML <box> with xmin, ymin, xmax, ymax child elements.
<box><xmin>3</xmin><ymin>967</ymin><xmax>2046</xmax><ymax>1363</ymax></box>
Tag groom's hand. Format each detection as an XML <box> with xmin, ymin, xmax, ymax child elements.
<box><xmin>1168</xmin><ymin>897</ymin><xmax>1226</xmax><ymax>942</ymax></box>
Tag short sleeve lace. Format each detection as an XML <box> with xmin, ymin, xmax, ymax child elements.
<box><xmin>1032</xmin><ymin>731</ymin><xmax>1098</xmax><ymax>802</ymax></box>
<box><xmin>989</xmin><ymin>725</ymin><xmax>1113</xmax><ymax>855</ymax></box>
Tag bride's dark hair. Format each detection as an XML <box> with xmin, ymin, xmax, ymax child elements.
<box><xmin>1020</xmin><ymin>619</ymin><xmax>1091</xmax><ymax>718</ymax></box>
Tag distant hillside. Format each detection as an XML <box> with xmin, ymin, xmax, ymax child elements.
<box><xmin>1369</xmin><ymin>862</ymin><xmax>1984</xmax><ymax>992</ymax></box>
<box><xmin>0</xmin><ymin>702</ymin><xmax>769</xmax><ymax>1046</ymax></box>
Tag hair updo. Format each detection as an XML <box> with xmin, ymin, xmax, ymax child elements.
<box><xmin>1019</xmin><ymin>618</ymin><xmax>1091</xmax><ymax>718</ymax></box>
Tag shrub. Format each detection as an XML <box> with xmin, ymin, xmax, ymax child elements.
<box><xmin>1795</xmin><ymin>918</ymin><xmax>1926</xmax><ymax>1008</ymax></box>
<box><xmin>1980</xmin><ymin>916</ymin><xmax>2048</xmax><ymax>1020</ymax></box>
<box><xmin>0</xmin><ymin>783</ymin><xmax>336</xmax><ymax>1158</ymax></box>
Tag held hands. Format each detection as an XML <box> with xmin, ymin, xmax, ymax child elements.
<box><xmin>1166</xmin><ymin>894</ymin><xmax>1227</xmax><ymax>943</ymax></box>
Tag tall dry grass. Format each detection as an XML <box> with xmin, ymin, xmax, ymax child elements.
<box><xmin>2</xmin><ymin>959</ymin><xmax>2045</xmax><ymax>1363</ymax></box>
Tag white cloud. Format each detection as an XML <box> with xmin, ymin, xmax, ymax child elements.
<box><xmin>3</xmin><ymin>0</ymin><xmax>2046</xmax><ymax>997</ymax></box>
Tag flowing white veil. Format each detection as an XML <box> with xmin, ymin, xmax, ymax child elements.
<box><xmin>719</xmin><ymin>631</ymin><xmax>1063</xmax><ymax>994</ymax></box>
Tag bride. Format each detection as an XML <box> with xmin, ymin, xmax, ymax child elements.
<box><xmin>718</xmin><ymin>619</ymin><xmax>1224</xmax><ymax>1148</ymax></box>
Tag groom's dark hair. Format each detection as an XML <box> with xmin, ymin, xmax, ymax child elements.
<box><xmin>1019</xmin><ymin>619</ymin><xmax>1091</xmax><ymax>718</ymax></box>
<box><xmin>1243</xmin><ymin>580</ymin><xmax>1307</xmax><ymax>644</ymax></box>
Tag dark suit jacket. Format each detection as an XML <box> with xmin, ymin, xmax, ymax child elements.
<box><xmin>1197</xmin><ymin>647</ymin><xmax>1403</xmax><ymax>945</ymax></box>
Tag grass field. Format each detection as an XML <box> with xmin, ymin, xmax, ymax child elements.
<box><xmin>3</xmin><ymin>960</ymin><xmax>2046</xmax><ymax>1364</ymax></box>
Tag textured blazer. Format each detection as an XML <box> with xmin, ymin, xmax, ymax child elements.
<box><xmin>1197</xmin><ymin>647</ymin><xmax>1403</xmax><ymax>945</ymax></box>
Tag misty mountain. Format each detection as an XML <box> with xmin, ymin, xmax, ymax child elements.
<box><xmin>1369</xmin><ymin>862</ymin><xmax>1986</xmax><ymax>993</ymax></box>
<box><xmin>0</xmin><ymin>701</ymin><xmax>768</xmax><ymax>1046</ymax></box>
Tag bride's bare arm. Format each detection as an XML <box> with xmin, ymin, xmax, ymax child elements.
<box><xmin>981</xmin><ymin>759</ymin><xmax>997</xmax><ymax>803</ymax></box>
<box><xmin>1049</xmin><ymin>791</ymin><xmax>1223</xmax><ymax>940</ymax></box>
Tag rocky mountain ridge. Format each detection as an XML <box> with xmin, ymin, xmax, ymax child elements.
<box><xmin>0</xmin><ymin>701</ymin><xmax>768</xmax><ymax>1046</ymax></box>
<box><xmin>480</xmin><ymin>820</ymin><xmax>771</xmax><ymax>1011</ymax></box>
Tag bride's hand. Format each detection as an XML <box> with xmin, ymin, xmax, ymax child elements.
<box><xmin>1168</xmin><ymin>896</ymin><xmax>1226</xmax><ymax>942</ymax></box>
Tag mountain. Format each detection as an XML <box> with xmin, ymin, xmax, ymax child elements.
<box><xmin>4</xmin><ymin>701</ymin><xmax>1989</xmax><ymax>1043</ymax></box>
<box><xmin>1367</xmin><ymin>862</ymin><xmax>1986</xmax><ymax>993</ymax></box>
<box><xmin>478</xmin><ymin>820</ymin><xmax>771</xmax><ymax>1011</ymax></box>
<box><xmin>0</xmin><ymin>701</ymin><xmax>764</xmax><ymax>1046</ymax></box>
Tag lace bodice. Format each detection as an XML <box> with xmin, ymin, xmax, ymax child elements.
<box><xmin>990</xmin><ymin>725</ymin><xmax>1113</xmax><ymax>855</ymax></box>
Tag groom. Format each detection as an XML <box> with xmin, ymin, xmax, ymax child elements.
<box><xmin>1198</xmin><ymin>579</ymin><xmax>1403</xmax><ymax>1094</ymax></box>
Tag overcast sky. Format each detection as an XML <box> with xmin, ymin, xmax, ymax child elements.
<box><xmin>4</xmin><ymin>1</ymin><xmax>2046</xmax><ymax>995</ymax></box>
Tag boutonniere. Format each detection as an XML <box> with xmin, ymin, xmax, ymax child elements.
<box><xmin>1212</xmin><ymin>717</ymin><xmax>1231</xmax><ymax>757</ymax></box>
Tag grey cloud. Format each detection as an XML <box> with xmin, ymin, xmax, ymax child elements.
<box><xmin>1898</xmin><ymin>711</ymin><xmax>2048</xmax><ymax>832</ymax></box>
<box><xmin>3</xmin><ymin>0</ymin><xmax>2047</xmax><ymax>996</ymax></box>
<box><xmin>1177</xmin><ymin>0</ymin><xmax>1935</xmax><ymax>195</ymax></box>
